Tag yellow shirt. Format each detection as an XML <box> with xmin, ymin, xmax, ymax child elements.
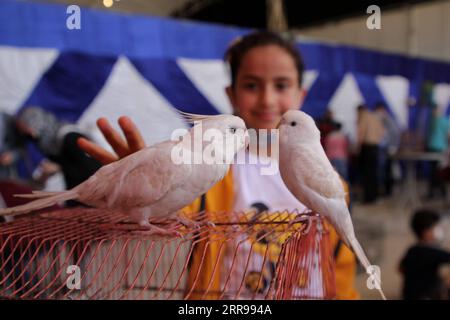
<box><xmin>181</xmin><ymin>169</ymin><xmax>359</xmax><ymax>300</ymax></box>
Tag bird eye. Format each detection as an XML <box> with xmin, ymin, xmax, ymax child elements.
<box><xmin>229</xmin><ymin>127</ymin><xmax>237</xmax><ymax>134</ymax></box>
<box><xmin>290</xmin><ymin>121</ymin><xmax>297</xmax><ymax>127</ymax></box>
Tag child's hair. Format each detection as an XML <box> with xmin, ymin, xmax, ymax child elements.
<box><xmin>374</xmin><ymin>102</ymin><xmax>386</xmax><ymax>110</ymax></box>
<box><xmin>411</xmin><ymin>209</ymin><xmax>441</xmax><ymax>239</ymax></box>
<box><xmin>357</xmin><ymin>104</ymin><xmax>368</xmax><ymax>112</ymax></box>
<box><xmin>225</xmin><ymin>31</ymin><xmax>304</xmax><ymax>88</ymax></box>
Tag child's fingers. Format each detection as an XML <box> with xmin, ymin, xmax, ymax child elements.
<box><xmin>96</xmin><ymin>117</ymin><xmax>130</xmax><ymax>158</ymax></box>
<box><xmin>118</xmin><ymin>116</ymin><xmax>146</xmax><ymax>152</ymax></box>
<box><xmin>77</xmin><ymin>137</ymin><xmax>118</xmax><ymax>165</ymax></box>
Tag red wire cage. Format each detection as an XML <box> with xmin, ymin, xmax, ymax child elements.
<box><xmin>0</xmin><ymin>208</ymin><xmax>336</xmax><ymax>300</ymax></box>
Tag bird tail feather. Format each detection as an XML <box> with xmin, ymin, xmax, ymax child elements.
<box><xmin>0</xmin><ymin>190</ymin><xmax>78</xmax><ymax>217</ymax></box>
<box><xmin>348</xmin><ymin>236</ymin><xmax>387</xmax><ymax>300</ymax></box>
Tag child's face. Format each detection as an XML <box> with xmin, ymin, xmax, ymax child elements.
<box><xmin>432</xmin><ymin>223</ymin><xmax>445</xmax><ymax>244</ymax></box>
<box><xmin>226</xmin><ymin>45</ymin><xmax>304</xmax><ymax>130</ymax></box>
<box><xmin>422</xmin><ymin>223</ymin><xmax>445</xmax><ymax>245</ymax></box>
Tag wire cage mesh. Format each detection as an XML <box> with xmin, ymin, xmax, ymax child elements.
<box><xmin>0</xmin><ymin>208</ymin><xmax>336</xmax><ymax>300</ymax></box>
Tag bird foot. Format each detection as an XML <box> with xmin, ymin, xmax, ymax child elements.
<box><xmin>138</xmin><ymin>221</ymin><xmax>183</xmax><ymax>238</ymax></box>
<box><xmin>205</xmin><ymin>221</ymin><xmax>216</xmax><ymax>228</ymax></box>
<box><xmin>287</xmin><ymin>212</ymin><xmax>314</xmax><ymax>233</ymax></box>
<box><xmin>173</xmin><ymin>216</ymin><xmax>215</xmax><ymax>230</ymax></box>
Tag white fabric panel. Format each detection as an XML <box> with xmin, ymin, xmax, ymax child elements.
<box><xmin>177</xmin><ymin>58</ymin><xmax>233</xmax><ymax>114</ymax></box>
<box><xmin>376</xmin><ymin>75</ymin><xmax>409</xmax><ymax>129</ymax></box>
<box><xmin>0</xmin><ymin>46</ymin><xmax>58</xmax><ymax>114</ymax></box>
<box><xmin>433</xmin><ymin>83</ymin><xmax>450</xmax><ymax>116</ymax></box>
<box><xmin>328</xmin><ymin>73</ymin><xmax>365</xmax><ymax>144</ymax></box>
<box><xmin>77</xmin><ymin>56</ymin><xmax>188</xmax><ymax>152</ymax></box>
<box><xmin>302</xmin><ymin>70</ymin><xmax>318</xmax><ymax>92</ymax></box>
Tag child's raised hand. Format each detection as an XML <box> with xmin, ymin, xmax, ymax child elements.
<box><xmin>77</xmin><ymin>116</ymin><xmax>146</xmax><ymax>165</ymax></box>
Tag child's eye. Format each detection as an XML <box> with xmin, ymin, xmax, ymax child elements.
<box><xmin>229</xmin><ymin>127</ymin><xmax>237</xmax><ymax>134</ymax></box>
<box><xmin>243</xmin><ymin>83</ymin><xmax>258</xmax><ymax>90</ymax></box>
<box><xmin>276</xmin><ymin>82</ymin><xmax>290</xmax><ymax>90</ymax></box>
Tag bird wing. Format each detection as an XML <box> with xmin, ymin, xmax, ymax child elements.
<box><xmin>285</xmin><ymin>144</ymin><xmax>355</xmax><ymax>246</ymax></box>
<box><xmin>289</xmin><ymin>143</ymin><xmax>346</xmax><ymax>199</ymax></box>
<box><xmin>81</xmin><ymin>141</ymin><xmax>192</xmax><ymax>208</ymax></box>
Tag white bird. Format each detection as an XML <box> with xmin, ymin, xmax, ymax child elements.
<box><xmin>0</xmin><ymin>112</ymin><xmax>249</xmax><ymax>236</ymax></box>
<box><xmin>277</xmin><ymin>110</ymin><xmax>386</xmax><ymax>300</ymax></box>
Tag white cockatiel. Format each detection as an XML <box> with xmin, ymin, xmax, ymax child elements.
<box><xmin>0</xmin><ymin>113</ymin><xmax>249</xmax><ymax>235</ymax></box>
<box><xmin>277</xmin><ymin>110</ymin><xmax>386</xmax><ymax>300</ymax></box>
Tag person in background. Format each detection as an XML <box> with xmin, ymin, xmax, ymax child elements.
<box><xmin>399</xmin><ymin>209</ymin><xmax>450</xmax><ymax>299</ymax></box>
<box><xmin>324</xmin><ymin>122</ymin><xmax>349</xmax><ymax>181</ymax></box>
<box><xmin>439</xmin><ymin>159</ymin><xmax>450</xmax><ymax>190</ymax></box>
<box><xmin>1</xmin><ymin>110</ymin><xmax>61</xmax><ymax>223</ymax></box>
<box><xmin>1</xmin><ymin>109</ymin><xmax>61</xmax><ymax>189</ymax></box>
<box><xmin>317</xmin><ymin>110</ymin><xmax>339</xmax><ymax>148</ymax></box>
<box><xmin>15</xmin><ymin>106</ymin><xmax>101</xmax><ymax>191</ymax></box>
<box><xmin>356</xmin><ymin>105</ymin><xmax>385</xmax><ymax>203</ymax></box>
<box><xmin>425</xmin><ymin>106</ymin><xmax>449</xmax><ymax>200</ymax></box>
<box><xmin>0</xmin><ymin>111</ymin><xmax>26</xmax><ymax>180</ymax></box>
<box><xmin>374</xmin><ymin>103</ymin><xmax>400</xmax><ymax>197</ymax></box>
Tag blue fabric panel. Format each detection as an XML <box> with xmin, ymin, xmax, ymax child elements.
<box><xmin>353</xmin><ymin>72</ymin><xmax>388</xmax><ymax>110</ymax></box>
<box><xmin>19</xmin><ymin>52</ymin><xmax>117</xmax><ymax>122</ymax></box>
<box><xmin>0</xmin><ymin>0</ymin><xmax>248</xmax><ymax>59</ymax></box>
<box><xmin>301</xmin><ymin>73</ymin><xmax>344</xmax><ymax>119</ymax></box>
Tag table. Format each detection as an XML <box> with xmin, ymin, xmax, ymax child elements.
<box><xmin>392</xmin><ymin>150</ymin><xmax>447</xmax><ymax>209</ymax></box>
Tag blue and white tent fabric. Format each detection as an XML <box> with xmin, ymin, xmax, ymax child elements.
<box><xmin>1</xmin><ymin>0</ymin><xmax>450</xmax><ymax>177</ymax></box>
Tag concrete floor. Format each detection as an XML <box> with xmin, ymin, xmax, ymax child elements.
<box><xmin>350</xmin><ymin>182</ymin><xmax>450</xmax><ymax>300</ymax></box>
